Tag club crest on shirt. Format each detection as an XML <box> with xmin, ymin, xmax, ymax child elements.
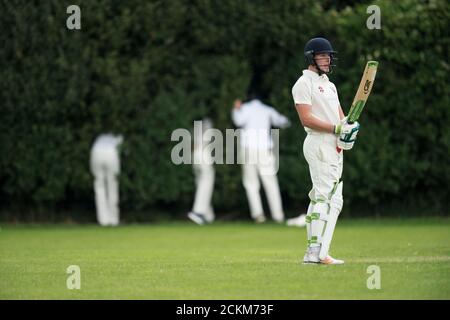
<box><xmin>318</xmin><ymin>86</ymin><xmax>324</xmax><ymax>93</ymax></box>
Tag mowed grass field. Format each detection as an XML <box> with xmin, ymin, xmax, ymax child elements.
<box><xmin>0</xmin><ymin>218</ymin><xmax>449</xmax><ymax>299</ymax></box>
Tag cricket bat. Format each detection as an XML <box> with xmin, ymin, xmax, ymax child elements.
<box><xmin>347</xmin><ymin>61</ymin><xmax>378</xmax><ymax>123</ymax></box>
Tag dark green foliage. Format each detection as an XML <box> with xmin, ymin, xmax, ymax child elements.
<box><xmin>0</xmin><ymin>0</ymin><xmax>448</xmax><ymax>219</ymax></box>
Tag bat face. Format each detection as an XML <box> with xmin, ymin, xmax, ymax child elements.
<box><xmin>347</xmin><ymin>60</ymin><xmax>378</xmax><ymax>123</ymax></box>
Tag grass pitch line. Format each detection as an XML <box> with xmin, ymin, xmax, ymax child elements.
<box><xmin>242</xmin><ymin>256</ymin><xmax>450</xmax><ymax>265</ymax></box>
<box><xmin>348</xmin><ymin>256</ymin><xmax>450</xmax><ymax>264</ymax></box>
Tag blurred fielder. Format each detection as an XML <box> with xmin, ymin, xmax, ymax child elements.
<box><xmin>286</xmin><ymin>213</ymin><xmax>307</xmax><ymax>227</ymax></box>
<box><xmin>232</xmin><ymin>95</ymin><xmax>290</xmax><ymax>223</ymax></box>
<box><xmin>188</xmin><ymin>118</ymin><xmax>215</xmax><ymax>225</ymax></box>
<box><xmin>90</xmin><ymin>133</ymin><xmax>123</xmax><ymax>226</ymax></box>
<box><xmin>292</xmin><ymin>37</ymin><xmax>360</xmax><ymax>265</ymax></box>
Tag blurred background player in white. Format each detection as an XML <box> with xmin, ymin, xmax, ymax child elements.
<box><xmin>286</xmin><ymin>213</ymin><xmax>307</xmax><ymax>227</ymax></box>
<box><xmin>232</xmin><ymin>94</ymin><xmax>290</xmax><ymax>223</ymax></box>
<box><xmin>188</xmin><ymin>118</ymin><xmax>215</xmax><ymax>225</ymax></box>
<box><xmin>90</xmin><ymin>133</ymin><xmax>123</xmax><ymax>226</ymax></box>
<box><xmin>292</xmin><ymin>37</ymin><xmax>360</xmax><ymax>265</ymax></box>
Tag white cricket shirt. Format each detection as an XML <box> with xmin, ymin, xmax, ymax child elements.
<box><xmin>292</xmin><ymin>70</ymin><xmax>341</xmax><ymax>134</ymax></box>
<box><xmin>92</xmin><ymin>134</ymin><xmax>123</xmax><ymax>151</ymax></box>
<box><xmin>232</xmin><ymin>99</ymin><xmax>290</xmax><ymax>150</ymax></box>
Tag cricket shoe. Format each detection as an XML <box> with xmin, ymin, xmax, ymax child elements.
<box><xmin>319</xmin><ymin>255</ymin><xmax>344</xmax><ymax>265</ymax></box>
<box><xmin>302</xmin><ymin>247</ymin><xmax>319</xmax><ymax>264</ymax></box>
<box><xmin>273</xmin><ymin>217</ymin><xmax>285</xmax><ymax>224</ymax></box>
<box><xmin>254</xmin><ymin>215</ymin><xmax>266</xmax><ymax>224</ymax></box>
<box><xmin>187</xmin><ymin>212</ymin><xmax>208</xmax><ymax>225</ymax></box>
<box><xmin>287</xmin><ymin>214</ymin><xmax>306</xmax><ymax>227</ymax></box>
<box><xmin>302</xmin><ymin>250</ymin><xmax>310</xmax><ymax>264</ymax></box>
<box><xmin>302</xmin><ymin>247</ymin><xmax>344</xmax><ymax>265</ymax></box>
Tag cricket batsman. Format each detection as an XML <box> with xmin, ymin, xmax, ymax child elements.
<box><xmin>292</xmin><ymin>37</ymin><xmax>360</xmax><ymax>265</ymax></box>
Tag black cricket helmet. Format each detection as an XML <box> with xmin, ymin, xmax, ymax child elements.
<box><xmin>304</xmin><ymin>37</ymin><xmax>337</xmax><ymax>73</ymax></box>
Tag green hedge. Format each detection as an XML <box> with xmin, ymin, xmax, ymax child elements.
<box><xmin>0</xmin><ymin>0</ymin><xmax>448</xmax><ymax>219</ymax></box>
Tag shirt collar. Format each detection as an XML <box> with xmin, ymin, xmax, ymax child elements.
<box><xmin>302</xmin><ymin>69</ymin><xmax>329</xmax><ymax>82</ymax></box>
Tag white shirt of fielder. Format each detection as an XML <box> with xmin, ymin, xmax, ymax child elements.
<box><xmin>232</xmin><ymin>99</ymin><xmax>290</xmax><ymax>150</ymax></box>
<box><xmin>231</xmin><ymin>99</ymin><xmax>290</xmax><ymax>223</ymax></box>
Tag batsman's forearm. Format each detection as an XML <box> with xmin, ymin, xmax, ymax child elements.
<box><xmin>301</xmin><ymin>113</ymin><xmax>335</xmax><ymax>134</ymax></box>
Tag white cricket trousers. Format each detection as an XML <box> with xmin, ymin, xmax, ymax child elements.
<box><xmin>90</xmin><ymin>146</ymin><xmax>120</xmax><ymax>226</ymax></box>
<box><xmin>241</xmin><ymin>147</ymin><xmax>284</xmax><ymax>222</ymax></box>
<box><xmin>303</xmin><ymin>133</ymin><xmax>343</xmax><ymax>203</ymax></box>
<box><xmin>192</xmin><ymin>148</ymin><xmax>215</xmax><ymax>222</ymax></box>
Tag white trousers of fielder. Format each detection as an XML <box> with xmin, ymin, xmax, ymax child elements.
<box><xmin>90</xmin><ymin>146</ymin><xmax>120</xmax><ymax>226</ymax></box>
<box><xmin>303</xmin><ymin>133</ymin><xmax>344</xmax><ymax>259</ymax></box>
<box><xmin>192</xmin><ymin>148</ymin><xmax>215</xmax><ymax>222</ymax></box>
<box><xmin>241</xmin><ymin>147</ymin><xmax>285</xmax><ymax>222</ymax></box>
